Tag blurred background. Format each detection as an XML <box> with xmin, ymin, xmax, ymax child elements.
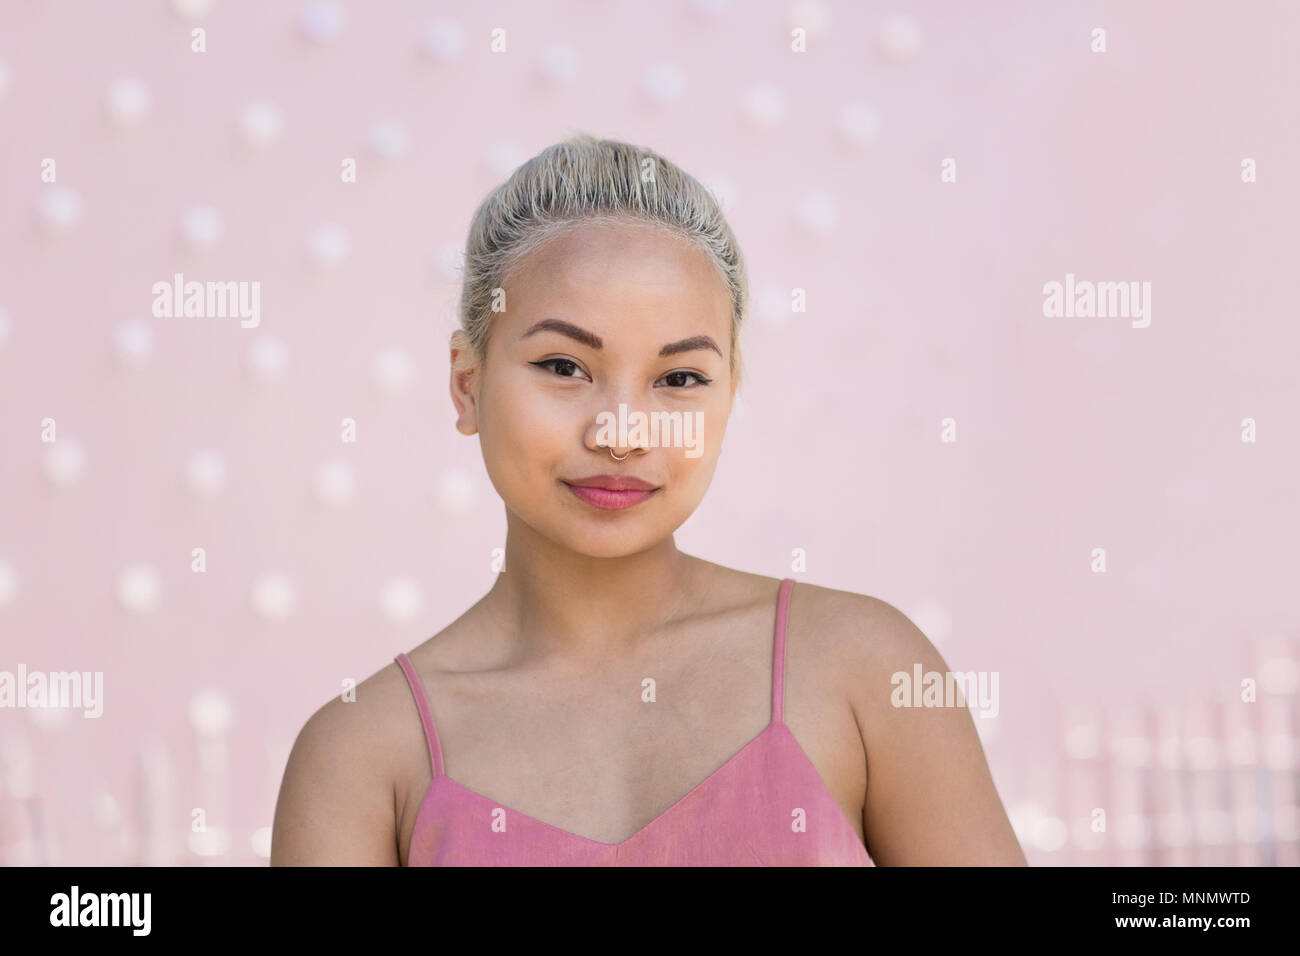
<box><xmin>1</xmin><ymin>0</ymin><xmax>1297</xmax><ymax>866</ymax></box>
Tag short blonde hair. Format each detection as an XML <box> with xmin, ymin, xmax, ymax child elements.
<box><xmin>455</xmin><ymin>132</ymin><xmax>748</xmax><ymax>386</ymax></box>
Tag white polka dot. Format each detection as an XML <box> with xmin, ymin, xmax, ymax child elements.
<box><xmin>117</xmin><ymin>564</ymin><xmax>162</xmax><ymax>614</ymax></box>
<box><xmin>181</xmin><ymin>205</ymin><xmax>223</xmax><ymax>247</ymax></box>
<box><xmin>743</xmin><ymin>84</ymin><xmax>785</xmax><ymax>127</ymax></box>
<box><xmin>703</xmin><ymin>176</ymin><xmax>739</xmax><ymax>211</ymax></box>
<box><xmin>840</xmin><ymin>102</ymin><xmax>881</xmax><ymax>144</ymax></box>
<box><xmin>172</xmin><ymin>0</ymin><xmax>214</xmax><ymax>19</ymax></box>
<box><xmin>300</xmin><ymin>1</ymin><xmax>345</xmax><ymax>42</ymax></box>
<box><xmin>315</xmin><ymin>459</ymin><xmax>355</xmax><ymax>505</ymax></box>
<box><xmin>309</xmin><ymin>224</ymin><xmax>349</xmax><ymax>263</ymax></box>
<box><xmin>0</xmin><ymin>305</ymin><xmax>12</xmax><ymax>346</ymax></box>
<box><xmin>437</xmin><ymin>469</ymin><xmax>477</xmax><ymax>513</ymax></box>
<box><xmin>107</xmin><ymin>78</ymin><xmax>150</xmax><ymax>127</ymax></box>
<box><xmin>1260</xmin><ymin>654</ymin><xmax>1299</xmax><ymax>694</ymax></box>
<box><xmin>787</xmin><ymin>1</ymin><xmax>831</xmax><ymax>37</ymax></box>
<box><xmin>437</xmin><ymin>243</ymin><xmax>464</xmax><ymax>279</ymax></box>
<box><xmin>879</xmin><ymin>15</ymin><xmax>921</xmax><ymax>62</ymax></box>
<box><xmin>380</xmin><ymin>577</ymin><xmax>422</xmax><ymax>623</ymax></box>
<box><xmin>1031</xmin><ymin>816</ymin><xmax>1068</xmax><ymax>852</ymax></box>
<box><xmin>1006</xmin><ymin>802</ymin><xmax>1040</xmax><ymax>843</ymax></box>
<box><xmin>0</xmin><ymin>57</ymin><xmax>11</xmax><ymax>99</ymax></box>
<box><xmin>798</xmin><ymin>191</ymin><xmax>839</xmax><ymax>232</ymax></box>
<box><xmin>690</xmin><ymin>0</ymin><xmax>730</xmax><ymax>15</ymax></box>
<box><xmin>43</xmin><ymin>440</ymin><xmax>86</xmax><ymax>486</ymax></box>
<box><xmin>486</xmin><ymin>142</ymin><xmax>525</xmax><ymax>178</ymax></box>
<box><xmin>39</xmin><ymin>186</ymin><xmax>83</xmax><ymax>230</ymax></box>
<box><xmin>372</xmin><ymin>348</ymin><xmax>414</xmax><ymax>393</ymax></box>
<box><xmin>368</xmin><ymin>120</ymin><xmax>408</xmax><ymax>159</ymax></box>
<box><xmin>972</xmin><ymin>713</ymin><xmax>998</xmax><ymax>743</ymax></box>
<box><xmin>188</xmin><ymin>827</ymin><xmax>230</xmax><ymax>857</ymax></box>
<box><xmin>539</xmin><ymin>45</ymin><xmax>579</xmax><ymax>81</ymax></box>
<box><xmin>425</xmin><ymin>20</ymin><xmax>465</xmax><ymax>61</ymax></box>
<box><xmin>27</xmin><ymin>704</ymin><xmax>69</xmax><ymax>731</ymax></box>
<box><xmin>250</xmin><ymin>826</ymin><xmax>272</xmax><ymax>858</ymax></box>
<box><xmin>186</xmin><ymin>450</ymin><xmax>225</xmax><ymax>497</ymax></box>
<box><xmin>904</xmin><ymin>599</ymin><xmax>951</xmax><ymax>645</ymax></box>
<box><xmin>0</xmin><ymin>558</ymin><xmax>17</xmax><ymax>606</ymax></box>
<box><xmin>189</xmin><ymin>690</ymin><xmax>233</xmax><ymax>734</ymax></box>
<box><xmin>252</xmin><ymin>573</ymin><xmax>295</xmax><ymax>620</ymax></box>
<box><xmin>114</xmin><ymin>319</ymin><xmax>153</xmax><ymax>366</ymax></box>
<box><xmin>754</xmin><ymin>283</ymin><xmax>793</xmax><ymax>324</ymax></box>
<box><xmin>241</xmin><ymin>102</ymin><xmax>282</xmax><ymax>146</ymax></box>
<box><xmin>644</xmin><ymin>63</ymin><xmax>685</xmax><ymax>103</ymax></box>
<box><xmin>248</xmin><ymin>337</ymin><xmax>288</xmax><ymax>379</ymax></box>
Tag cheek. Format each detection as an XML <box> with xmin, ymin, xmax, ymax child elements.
<box><xmin>663</xmin><ymin>402</ymin><xmax>727</xmax><ymax>482</ymax></box>
<box><xmin>479</xmin><ymin>374</ymin><xmax>570</xmax><ymax>481</ymax></box>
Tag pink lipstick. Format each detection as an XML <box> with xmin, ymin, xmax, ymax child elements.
<box><xmin>562</xmin><ymin>475</ymin><xmax>660</xmax><ymax>511</ymax></box>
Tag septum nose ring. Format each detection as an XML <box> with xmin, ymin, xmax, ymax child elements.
<box><xmin>598</xmin><ymin>443</ymin><xmax>632</xmax><ymax>461</ymax></box>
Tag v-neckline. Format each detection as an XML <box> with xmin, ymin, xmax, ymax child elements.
<box><xmin>414</xmin><ymin>720</ymin><xmax>785</xmax><ymax>849</ymax></box>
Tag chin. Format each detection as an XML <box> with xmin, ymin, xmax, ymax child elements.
<box><xmin>558</xmin><ymin>529</ymin><xmax>666</xmax><ymax>560</ymax></box>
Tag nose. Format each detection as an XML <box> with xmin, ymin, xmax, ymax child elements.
<box><xmin>584</xmin><ymin>405</ymin><xmax>649</xmax><ymax>461</ymax></box>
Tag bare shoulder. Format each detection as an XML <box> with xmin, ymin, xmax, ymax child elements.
<box><xmin>781</xmin><ymin>579</ymin><xmax>949</xmax><ymax>735</ymax></box>
<box><xmin>785</xmin><ymin>579</ymin><xmax>934</xmax><ymax>672</ymax></box>
<box><xmin>787</xmin><ymin>579</ymin><xmax>1026</xmax><ymax>864</ymax></box>
<box><xmin>688</xmin><ymin>564</ymin><xmax>922</xmax><ymax>666</ymax></box>
<box><xmin>784</xmin><ymin>578</ymin><xmax>967</xmax><ymax>732</ymax></box>
<box><xmin>270</xmin><ymin>658</ymin><xmax>418</xmax><ymax>865</ymax></box>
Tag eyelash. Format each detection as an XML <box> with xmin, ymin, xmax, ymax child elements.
<box><xmin>530</xmin><ymin>358</ymin><xmax>712</xmax><ymax>388</ymax></box>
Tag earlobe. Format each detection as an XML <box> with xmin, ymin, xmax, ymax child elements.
<box><xmin>449</xmin><ymin>337</ymin><xmax>480</xmax><ymax>436</ymax></box>
<box><xmin>450</xmin><ymin>368</ymin><xmax>478</xmax><ymax>436</ymax></box>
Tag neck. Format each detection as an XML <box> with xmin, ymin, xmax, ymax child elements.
<box><xmin>480</xmin><ymin>510</ymin><xmax>704</xmax><ymax>661</ymax></box>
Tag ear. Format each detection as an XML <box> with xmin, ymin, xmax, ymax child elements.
<box><xmin>449</xmin><ymin>330</ymin><xmax>480</xmax><ymax>436</ymax></box>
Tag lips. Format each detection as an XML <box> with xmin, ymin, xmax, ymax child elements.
<box><xmin>564</xmin><ymin>475</ymin><xmax>658</xmax><ymax>491</ymax></box>
<box><xmin>562</xmin><ymin>474</ymin><xmax>660</xmax><ymax>510</ymax></box>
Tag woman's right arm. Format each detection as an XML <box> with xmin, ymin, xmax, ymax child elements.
<box><xmin>271</xmin><ymin>697</ymin><xmax>400</xmax><ymax>866</ymax></box>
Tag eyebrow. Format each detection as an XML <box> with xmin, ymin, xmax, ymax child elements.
<box><xmin>521</xmin><ymin>318</ymin><xmax>723</xmax><ymax>359</ymax></box>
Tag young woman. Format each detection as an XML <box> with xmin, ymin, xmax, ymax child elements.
<box><xmin>271</xmin><ymin>134</ymin><xmax>1026</xmax><ymax>866</ymax></box>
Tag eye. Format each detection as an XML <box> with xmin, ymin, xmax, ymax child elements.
<box><xmin>656</xmin><ymin>369</ymin><xmax>712</xmax><ymax>388</ymax></box>
<box><xmin>530</xmin><ymin>357</ymin><xmax>591</xmax><ymax>381</ymax></box>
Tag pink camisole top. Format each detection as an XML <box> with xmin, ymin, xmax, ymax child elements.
<box><xmin>394</xmin><ymin>577</ymin><xmax>874</xmax><ymax>865</ymax></box>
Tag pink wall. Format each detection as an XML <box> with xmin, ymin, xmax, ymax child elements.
<box><xmin>1</xmin><ymin>0</ymin><xmax>1296</xmax><ymax>865</ymax></box>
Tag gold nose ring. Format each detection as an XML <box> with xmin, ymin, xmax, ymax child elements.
<box><xmin>598</xmin><ymin>444</ymin><xmax>631</xmax><ymax>461</ymax></box>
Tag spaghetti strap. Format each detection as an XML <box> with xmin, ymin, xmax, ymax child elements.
<box><xmin>394</xmin><ymin>652</ymin><xmax>445</xmax><ymax>778</ymax></box>
<box><xmin>771</xmin><ymin>577</ymin><xmax>794</xmax><ymax>725</ymax></box>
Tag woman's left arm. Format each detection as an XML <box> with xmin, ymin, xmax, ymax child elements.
<box><xmin>836</xmin><ymin>594</ymin><xmax>1028</xmax><ymax>866</ymax></box>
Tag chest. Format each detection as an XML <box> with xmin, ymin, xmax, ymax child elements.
<box><xmin>409</xmin><ymin>721</ymin><xmax>870</xmax><ymax>865</ymax></box>
<box><xmin>396</xmin><ymin>620</ymin><xmax>867</xmax><ymax>862</ymax></box>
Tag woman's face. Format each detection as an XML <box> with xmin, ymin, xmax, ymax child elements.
<box><xmin>451</xmin><ymin>218</ymin><xmax>737</xmax><ymax>559</ymax></box>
